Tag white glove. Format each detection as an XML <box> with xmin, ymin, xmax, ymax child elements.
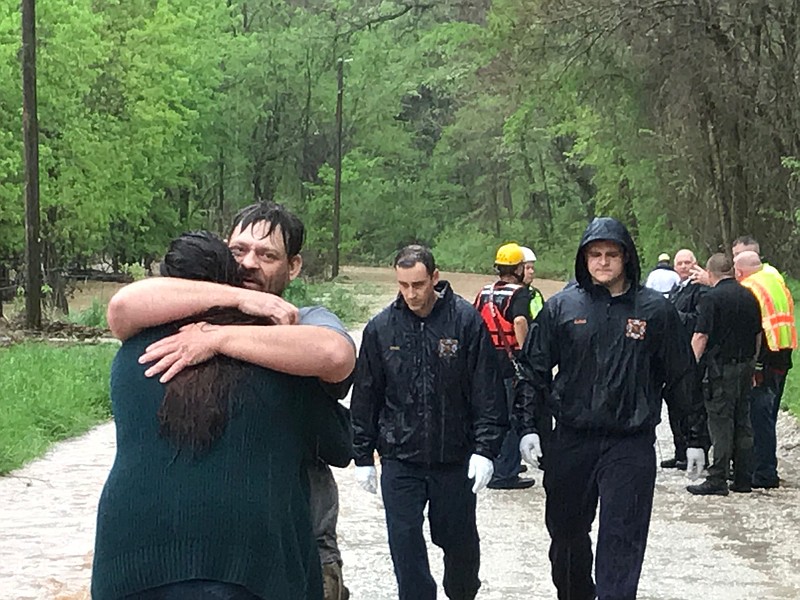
<box><xmin>355</xmin><ymin>465</ymin><xmax>377</xmax><ymax>493</ymax></box>
<box><xmin>519</xmin><ymin>433</ymin><xmax>543</xmax><ymax>466</ymax></box>
<box><xmin>685</xmin><ymin>448</ymin><xmax>705</xmax><ymax>480</ymax></box>
<box><xmin>467</xmin><ymin>454</ymin><xmax>494</xmax><ymax>494</ymax></box>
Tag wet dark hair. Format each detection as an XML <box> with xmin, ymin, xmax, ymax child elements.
<box><xmin>228</xmin><ymin>202</ymin><xmax>305</xmax><ymax>258</ymax></box>
<box><xmin>157</xmin><ymin>231</ymin><xmax>271</xmax><ymax>453</ymax></box>
<box><xmin>393</xmin><ymin>244</ymin><xmax>436</xmax><ymax>276</ymax></box>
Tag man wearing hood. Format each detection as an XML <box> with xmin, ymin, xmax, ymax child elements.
<box><xmin>515</xmin><ymin>217</ymin><xmax>708</xmax><ymax>600</ymax></box>
<box><xmin>351</xmin><ymin>244</ymin><xmax>507</xmax><ymax>600</ymax></box>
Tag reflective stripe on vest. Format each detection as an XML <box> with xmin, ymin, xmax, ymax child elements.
<box><xmin>474</xmin><ymin>282</ymin><xmax>523</xmax><ymax>350</ymax></box>
<box><xmin>740</xmin><ymin>270</ymin><xmax>798</xmax><ymax>351</ymax></box>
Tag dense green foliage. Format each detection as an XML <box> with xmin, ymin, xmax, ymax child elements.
<box><xmin>2</xmin><ymin>0</ymin><xmax>800</xmax><ymax>299</ymax></box>
<box><xmin>0</xmin><ymin>342</ymin><xmax>117</xmax><ymax>474</ymax></box>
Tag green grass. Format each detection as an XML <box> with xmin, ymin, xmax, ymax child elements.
<box><xmin>283</xmin><ymin>278</ymin><xmax>376</xmax><ymax>327</ymax></box>
<box><xmin>781</xmin><ymin>278</ymin><xmax>800</xmax><ymax>418</ymax></box>
<box><xmin>0</xmin><ymin>342</ymin><xmax>117</xmax><ymax>474</ymax></box>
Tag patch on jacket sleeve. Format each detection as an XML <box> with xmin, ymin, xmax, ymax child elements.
<box><xmin>438</xmin><ymin>338</ymin><xmax>459</xmax><ymax>358</ymax></box>
<box><xmin>625</xmin><ymin>318</ymin><xmax>647</xmax><ymax>340</ymax></box>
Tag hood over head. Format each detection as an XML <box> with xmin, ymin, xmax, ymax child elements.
<box><xmin>575</xmin><ymin>217</ymin><xmax>640</xmax><ymax>289</ymax></box>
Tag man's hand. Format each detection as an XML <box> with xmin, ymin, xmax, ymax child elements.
<box><xmin>237</xmin><ymin>289</ymin><xmax>299</xmax><ymax>325</ymax></box>
<box><xmin>519</xmin><ymin>433</ymin><xmax>543</xmax><ymax>466</ymax></box>
<box><xmin>467</xmin><ymin>454</ymin><xmax>494</xmax><ymax>494</ymax></box>
<box><xmin>688</xmin><ymin>265</ymin><xmax>710</xmax><ymax>286</ymax></box>
<box><xmin>686</xmin><ymin>447</ymin><xmax>706</xmax><ymax>480</ymax></box>
<box><xmin>355</xmin><ymin>465</ymin><xmax>378</xmax><ymax>493</ymax></box>
<box><xmin>139</xmin><ymin>322</ymin><xmax>221</xmax><ymax>383</ymax></box>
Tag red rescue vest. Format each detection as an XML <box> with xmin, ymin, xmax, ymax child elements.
<box><xmin>474</xmin><ymin>282</ymin><xmax>525</xmax><ymax>350</ymax></box>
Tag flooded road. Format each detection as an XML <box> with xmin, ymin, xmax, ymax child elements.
<box><xmin>2</xmin><ymin>268</ymin><xmax>800</xmax><ymax>599</ymax></box>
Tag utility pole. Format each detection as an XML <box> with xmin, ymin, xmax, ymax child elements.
<box><xmin>21</xmin><ymin>0</ymin><xmax>42</xmax><ymax>329</ymax></box>
<box><xmin>332</xmin><ymin>57</ymin><xmax>344</xmax><ymax>279</ymax></box>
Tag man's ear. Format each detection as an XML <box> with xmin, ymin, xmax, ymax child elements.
<box><xmin>432</xmin><ymin>268</ymin><xmax>440</xmax><ymax>286</ymax></box>
<box><xmin>288</xmin><ymin>254</ymin><xmax>303</xmax><ymax>281</ymax></box>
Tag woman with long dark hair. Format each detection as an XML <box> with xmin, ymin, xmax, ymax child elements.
<box><xmin>92</xmin><ymin>232</ymin><xmax>352</xmax><ymax>600</ymax></box>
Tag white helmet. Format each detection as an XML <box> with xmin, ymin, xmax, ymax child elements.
<box><xmin>520</xmin><ymin>246</ymin><xmax>537</xmax><ymax>262</ymax></box>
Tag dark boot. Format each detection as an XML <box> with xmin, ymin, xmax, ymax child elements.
<box><xmin>660</xmin><ymin>457</ymin><xmax>687</xmax><ymax>470</ymax></box>
<box><xmin>687</xmin><ymin>479</ymin><xmax>729</xmax><ymax>496</ymax></box>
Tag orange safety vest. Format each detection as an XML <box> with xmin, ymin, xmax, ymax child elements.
<box><xmin>474</xmin><ymin>282</ymin><xmax>525</xmax><ymax>350</ymax></box>
<box><xmin>740</xmin><ymin>269</ymin><xmax>798</xmax><ymax>352</ymax></box>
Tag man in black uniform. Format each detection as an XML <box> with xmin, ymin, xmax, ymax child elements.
<box><xmin>662</xmin><ymin>248</ymin><xmax>709</xmax><ymax>469</ymax></box>
<box><xmin>516</xmin><ymin>217</ymin><xmax>707</xmax><ymax>600</ymax></box>
<box><xmin>688</xmin><ymin>253</ymin><xmax>762</xmax><ymax>495</ymax></box>
<box><xmin>351</xmin><ymin>244</ymin><xmax>507</xmax><ymax>600</ymax></box>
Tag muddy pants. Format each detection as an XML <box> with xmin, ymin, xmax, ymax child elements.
<box><xmin>705</xmin><ymin>359</ymin><xmax>754</xmax><ymax>487</ymax></box>
<box><xmin>381</xmin><ymin>458</ymin><xmax>480</xmax><ymax>600</ymax></box>
<box><xmin>750</xmin><ymin>367</ymin><xmax>787</xmax><ymax>486</ymax></box>
<box><xmin>545</xmin><ymin>426</ymin><xmax>656</xmax><ymax>600</ymax></box>
<box><xmin>308</xmin><ymin>461</ymin><xmax>342</xmax><ymax>566</ymax></box>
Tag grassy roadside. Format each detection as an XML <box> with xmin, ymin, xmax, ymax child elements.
<box><xmin>781</xmin><ymin>279</ymin><xmax>800</xmax><ymax>418</ymax></box>
<box><xmin>0</xmin><ymin>279</ymin><xmax>380</xmax><ymax>474</ymax></box>
<box><xmin>0</xmin><ymin>342</ymin><xmax>118</xmax><ymax>475</ymax></box>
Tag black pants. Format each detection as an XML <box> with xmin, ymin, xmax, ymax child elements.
<box><xmin>544</xmin><ymin>426</ymin><xmax>656</xmax><ymax>600</ymax></box>
<box><xmin>381</xmin><ymin>459</ymin><xmax>480</xmax><ymax>600</ymax></box>
<box><xmin>705</xmin><ymin>359</ymin><xmax>754</xmax><ymax>487</ymax></box>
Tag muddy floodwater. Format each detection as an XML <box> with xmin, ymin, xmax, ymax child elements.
<box><xmin>2</xmin><ymin>268</ymin><xmax>800</xmax><ymax>599</ymax></box>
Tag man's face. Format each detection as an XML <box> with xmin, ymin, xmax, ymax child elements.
<box><xmin>523</xmin><ymin>262</ymin><xmax>535</xmax><ymax>286</ymax></box>
<box><xmin>674</xmin><ymin>250</ymin><xmax>696</xmax><ymax>281</ymax></box>
<box><xmin>227</xmin><ymin>221</ymin><xmax>302</xmax><ymax>296</ymax></box>
<box><xmin>732</xmin><ymin>242</ymin><xmax>757</xmax><ymax>258</ymax></box>
<box><xmin>396</xmin><ymin>262</ymin><xmax>439</xmax><ymax>317</ymax></box>
<box><xmin>585</xmin><ymin>240</ymin><xmax>626</xmax><ymax>288</ymax></box>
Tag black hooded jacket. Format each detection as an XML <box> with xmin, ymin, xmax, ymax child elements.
<box><xmin>516</xmin><ymin>218</ymin><xmax>707</xmax><ymax>444</ymax></box>
<box><xmin>351</xmin><ymin>280</ymin><xmax>508</xmax><ymax>466</ymax></box>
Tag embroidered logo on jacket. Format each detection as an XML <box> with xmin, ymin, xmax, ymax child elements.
<box><xmin>625</xmin><ymin>318</ymin><xmax>647</xmax><ymax>340</ymax></box>
<box><xmin>438</xmin><ymin>338</ymin><xmax>459</xmax><ymax>358</ymax></box>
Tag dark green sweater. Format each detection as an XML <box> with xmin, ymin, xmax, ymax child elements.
<box><xmin>92</xmin><ymin>326</ymin><xmax>345</xmax><ymax>600</ymax></box>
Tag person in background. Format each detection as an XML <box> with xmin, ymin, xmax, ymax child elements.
<box><xmin>662</xmin><ymin>248</ymin><xmax>709</xmax><ymax>470</ymax></box>
<box><xmin>105</xmin><ymin>202</ymin><xmax>356</xmax><ymax>600</ymax></box>
<box><xmin>351</xmin><ymin>244</ymin><xmax>507</xmax><ymax>600</ymax></box>
<box><xmin>92</xmin><ymin>232</ymin><xmax>353</xmax><ymax>600</ymax></box>
<box><xmin>474</xmin><ymin>243</ymin><xmax>537</xmax><ymax>489</ymax></box>
<box><xmin>521</xmin><ymin>246</ymin><xmax>545</xmax><ymax>319</ymax></box>
<box><xmin>735</xmin><ymin>250</ymin><xmax>797</xmax><ymax>489</ymax></box>
<box><xmin>516</xmin><ymin>217</ymin><xmax>707</xmax><ymax>600</ymax></box>
<box><xmin>644</xmin><ymin>252</ymin><xmax>681</xmax><ymax>295</ymax></box>
<box><xmin>688</xmin><ymin>253</ymin><xmax>762</xmax><ymax>495</ymax></box>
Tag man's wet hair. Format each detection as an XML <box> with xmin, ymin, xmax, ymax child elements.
<box><xmin>394</xmin><ymin>244</ymin><xmax>436</xmax><ymax>276</ymax></box>
<box><xmin>732</xmin><ymin>235</ymin><xmax>760</xmax><ymax>253</ymax></box>
<box><xmin>706</xmin><ymin>253</ymin><xmax>734</xmax><ymax>277</ymax></box>
<box><xmin>229</xmin><ymin>201</ymin><xmax>306</xmax><ymax>258</ymax></box>
<box><xmin>160</xmin><ymin>231</ymin><xmax>243</xmax><ymax>286</ymax></box>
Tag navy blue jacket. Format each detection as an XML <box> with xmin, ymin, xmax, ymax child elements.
<box><xmin>351</xmin><ymin>281</ymin><xmax>508</xmax><ymax>466</ymax></box>
<box><xmin>516</xmin><ymin>217</ymin><xmax>707</xmax><ymax>445</ymax></box>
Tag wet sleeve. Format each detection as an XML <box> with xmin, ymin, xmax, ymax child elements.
<box><xmin>660</xmin><ymin>304</ymin><xmax>708</xmax><ymax>447</ymax></box>
<box><xmin>515</xmin><ymin>302</ymin><xmax>559</xmax><ymax>436</ymax></box>
<box><xmin>694</xmin><ymin>292</ymin><xmax>713</xmax><ymax>335</ymax></box>
<box><xmin>303</xmin><ymin>380</ymin><xmax>354</xmax><ymax>468</ymax></box>
<box><xmin>349</xmin><ymin>321</ymin><xmax>385</xmax><ymax>466</ymax></box>
<box><xmin>508</xmin><ymin>288</ymin><xmax>533</xmax><ymax>323</ymax></box>
<box><xmin>466</xmin><ymin>313</ymin><xmax>509</xmax><ymax>460</ymax></box>
<box><xmin>298</xmin><ymin>306</ymin><xmax>355</xmax><ymax>400</ymax></box>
